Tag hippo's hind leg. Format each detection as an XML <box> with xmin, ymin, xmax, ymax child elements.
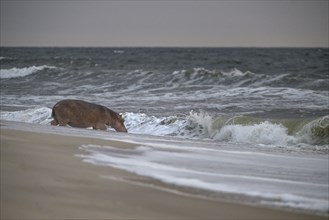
<box><xmin>93</xmin><ymin>123</ymin><xmax>107</xmax><ymax>131</ymax></box>
<box><xmin>59</xmin><ymin>121</ymin><xmax>68</xmax><ymax>126</ymax></box>
<box><xmin>56</xmin><ymin>117</ymin><xmax>69</xmax><ymax>127</ymax></box>
<box><xmin>51</xmin><ymin>111</ymin><xmax>68</xmax><ymax>126</ymax></box>
<box><xmin>50</xmin><ymin>119</ymin><xmax>59</xmax><ymax>126</ymax></box>
<box><xmin>52</xmin><ymin>120</ymin><xmax>68</xmax><ymax>126</ymax></box>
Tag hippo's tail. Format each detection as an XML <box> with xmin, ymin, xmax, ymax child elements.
<box><xmin>51</xmin><ymin>106</ymin><xmax>56</xmax><ymax>118</ymax></box>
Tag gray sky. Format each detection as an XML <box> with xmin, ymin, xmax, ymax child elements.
<box><xmin>1</xmin><ymin>1</ymin><xmax>328</xmax><ymax>47</ymax></box>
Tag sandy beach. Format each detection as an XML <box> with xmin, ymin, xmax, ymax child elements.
<box><xmin>0</xmin><ymin>120</ymin><xmax>326</xmax><ymax>219</ymax></box>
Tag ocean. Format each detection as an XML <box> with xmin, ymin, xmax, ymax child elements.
<box><xmin>1</xmin><ymin>47</ymin><xmax>328</xmax><ymax>214</ymax></box>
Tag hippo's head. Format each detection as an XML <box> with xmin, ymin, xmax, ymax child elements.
<box><xmin>112</xmin><ymin>113</ymin><xmax>128</xmax><ymax>132</ymax></box>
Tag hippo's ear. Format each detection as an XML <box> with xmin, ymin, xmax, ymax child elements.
<box><xmin>119</xmin><ymin>113</ymin><xmax>125</xmax><ymax>122</ymax></box>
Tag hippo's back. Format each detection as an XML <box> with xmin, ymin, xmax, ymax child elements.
<box><xmin>54</xmin><ymin>99</ymin><xmax>102</xmax><ymax>110</ymax></box>
<box><xmin>52</xmin><ymin>99</ymin><xmax>107</xmax><ymax>127</ymax></box>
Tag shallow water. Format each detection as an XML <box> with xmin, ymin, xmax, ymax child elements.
<box><xmin>2</xmin><ymin>120</ymin><xmax>328</xmax><ymax>215</ymax></box>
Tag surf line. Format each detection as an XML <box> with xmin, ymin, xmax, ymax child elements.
<box><xmin>97</xmin><ymin>174</ymin><xmax>295</xmax><ymax>211</ymax></box>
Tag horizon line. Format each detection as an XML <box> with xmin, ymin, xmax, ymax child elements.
<box><xmin>1</xmin><ymin>45</ymin><xmax>328</xmax><ymax>49</ymax></box>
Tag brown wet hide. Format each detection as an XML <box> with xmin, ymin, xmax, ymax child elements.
<box><xmin>51</xmin><ymin>99</ymin><xmax>127</xmax><ymax>132</ymax></box>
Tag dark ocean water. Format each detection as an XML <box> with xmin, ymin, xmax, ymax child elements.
<box><xmin>1</xmin><ymin>47</ymin><xmax>328</xmax><ymax>146</ymax></box>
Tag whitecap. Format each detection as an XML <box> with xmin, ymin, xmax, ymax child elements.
<box><xmin>0</xmin><ymin>65</ymin><xmax>56</xmax><ymax>79</ymax></box>
<box><xmin>0</xmin><ymin>107</ymin><xmax>52</xmax><ymax>124</ymax></box>
<box><xmin>78</xmin><ymin>143</ymin><xmax>329</xmax><ymax>214</ymax></box>
<box><xmin>213</xmin><ymin>121</ymin><xmax>296</xmax><ymax>145</ymax></box>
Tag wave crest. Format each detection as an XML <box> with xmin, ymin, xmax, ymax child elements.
<box><xmin>296</xmin><ymin>116</ymin><xmax>329</xmax><ymax>145</ymax></box>
<box><xmin>1</xmin><ymin>107</ymin><xmax>327</xmax><ymax>149</ymax></box>
<box><xmin>0</xmin><ymin>65</ymin><xmax>56</xmax><ymax>79</ymax></box>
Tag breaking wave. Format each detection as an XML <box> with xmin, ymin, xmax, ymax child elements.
<box><xmin>123</xmin><ymin>111</ymin><xmax>329</xmax><ymax>146</ymax></box>
<box><xmin>0</xmin><ymin>107</ymin><xmax>52</xmax><ymax>124</ymax></box>
<box><xmin>1</xmin><ymin>107</ymin><xmax>328</xmax><ymax>149</ymax></box>
<box><xmin>0</xmin><ymin>57</ymin><xmax>11</xmax><ymax>60</ymax></box>
<box><xmin>0</xmin><ymin>65</ymin><xmax>56</xmax><ymax>79</ymax></box>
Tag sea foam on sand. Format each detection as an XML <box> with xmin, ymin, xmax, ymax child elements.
<box><xmin>1</xmin><ymin>120</ymin><xmax>328</xmax><ymax>217</ymax></box>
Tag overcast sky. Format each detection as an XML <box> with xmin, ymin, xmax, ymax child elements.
<box><xmin>1</xmin><ymin>1</ymin><xmax>328</xmax><ymax>47</ymax></box>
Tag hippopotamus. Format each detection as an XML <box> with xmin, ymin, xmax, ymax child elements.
<box><xmin>50</xmin><ymin>99</ymin><xmax>127</xmax><ymax>132</ymax></box>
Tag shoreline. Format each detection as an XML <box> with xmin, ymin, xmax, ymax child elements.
<box><xmin>1</xmin><ymin>120</ymin><xmax>327</xmax><ymax>219</ymax></box>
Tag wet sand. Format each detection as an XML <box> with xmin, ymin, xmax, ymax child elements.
<box><xmin>0</xmin><ymin>121</ymin><xmax>326</xmax><ymax>219</ymax></box>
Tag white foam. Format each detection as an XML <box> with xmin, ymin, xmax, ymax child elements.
<box><xmin>123</xmin><ymin>112</ymin><xmax>185</xmax><ymax>136</ymax></box>
<box><xmin>213</xmin><ymin>121</ymin><xmax>296</xmax><ymax>145</ymax></box>
<box><xmin>0</xmin><ymin>107</ymin><xmax>52</xmax><ymax>124</ymax></box>
<box><xmin>1</xmin><ymin>107</ymin><xmax>327</xmax><ymax>148</ymax></box>
<box><xmin>222</xmin><ymin>68</ymin><xmax>254</xmax><ymax>77</ymax></box>
<box><xmin>254</xmin><ymin>192</ymin><xmax>329</xmax><ymax>213</ymax></box>
<box><xmin>133</xmin><ymin>111</ymin><xmax>312</xmax><ymax>147</ymax></box>
<box><xmin>0</xmin><ymin>65</ymin><xmax>56</xmax><ymax>79</ymax></box>
<box><xmin>78</xmin><ymin>143</ymin><xmax>329</xmax><ymax>214</ymax></box>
